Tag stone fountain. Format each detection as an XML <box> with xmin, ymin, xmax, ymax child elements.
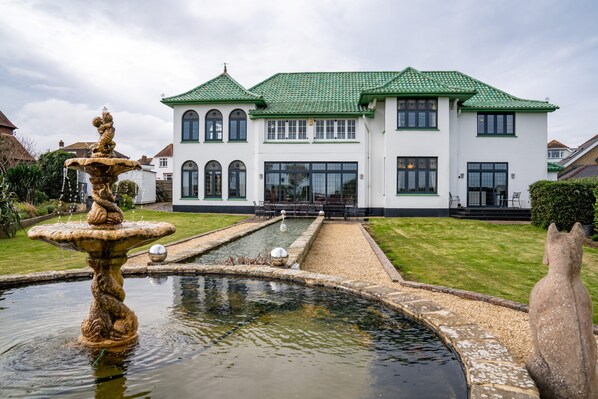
<box><xmin>28</xmin><ymin>109</ymin><xmax>175</xmax><ymax>348</ymax></box>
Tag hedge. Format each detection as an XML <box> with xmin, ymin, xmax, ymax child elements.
<box><xmin>529</xmin><ymin>179</ymin><xmax>598</xmax><ymax>231</ymax></box>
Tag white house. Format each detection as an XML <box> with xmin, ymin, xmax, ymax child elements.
<box><xmin>153</xmin><ymin>143</ymin><xmax>173</xmax><ymax>180</ymax></box>
<box><xmin>162</xmin><ymin>67</ymin><xmax>558</xmax><ymax>216</ymax></box>
<box><xmin>120</xmin><ymin>164</ymin><xmax>157</xmax><ymax>204</ymax></box>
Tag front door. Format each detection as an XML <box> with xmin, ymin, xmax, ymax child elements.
<box><xmin>467</xmin><ymin>162</ymin><xmax>508</xmax><ymax>207</ymax></box>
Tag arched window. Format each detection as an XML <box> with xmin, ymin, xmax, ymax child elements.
<box><xmin>182</xmin><ymin>110</ymin><xmax>199</xmax><ymax>141</ymax></box>
<box><xmin>228</xmin><ymin>161</ymin><xmax>246</xmax><ymax>198</ymax></box>
<box><xmin>205</xmin><ymin>110</ymin><xmax>223</xmax><ymax>141</ymax></box>
<box><xmin>205</xmin><ymin>161</ymin><xmax>222</xmax><ymax>198</ymax></box>
<box><xmin>229</xmin><ymin>109</ymin><xmax>247</xmax><ymax>141</ymax></box>
<box><xmin>181</xmin><ymin>161</ymin><xmax>198</xmax><ymax>198</ymax></box>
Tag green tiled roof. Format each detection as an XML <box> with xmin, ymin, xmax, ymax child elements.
<box><xmin>164</xmin><ymin>68</ymin><xmax>558</xmax><ymax>116</ymax></box>
<box><xmin>547</xmin><ymin>162</ymin><xmax>565</xmax><ymax>172</ymax></box>
<box><xmin>249</xmin><ymin>72</ymin><xmax>397</xmax><ymax>118</ymax></box>
<box><xmin>359</xmin><ymin>67</ymin><xmax>476</xmax><ymax>104</ymax></box>
<box><xmin>161</xmin><ymin>73</ymin><xmax>265</xmax><ymax>107</ymax></box>
<box><xmin>424</xmin><ymin>71</ymin><xmax>558</xmax><ymax>111</ymax></box>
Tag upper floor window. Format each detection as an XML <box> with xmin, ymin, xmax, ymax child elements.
<box><xmin>477</xmin><ymin>113</ymin><xmax>515</xmax><ymax>135</ymax></box>
<box><xmin>182</xmin><ymin>110</ymin><xmax>199</xmax><ymax>141</ymax></box>
<box><xmin>397</xmin><ymin>99</ymin><xmax>437</xmax><ymax>129</ymax></box>
<box><xmin>314</xmin><ymin>119</ymin><xmax>356</xmax><ymax>140</ymax></box>
<box><xmin>397</xmin><ymin>157</ymin><xmax>438</xmax><ymax>194</ymax></box>
<box><xmin>181</xmin><ymin>161</ymin><xmax>198</xmax><ymax>198</ymax></box>
<box><xmin>266</xmin><ymin>120</ymin><xmax>307</xmax><ymax>141</ymax></box>
<box><xmin>548</xmin><ymin>149</ymin><xmax>564</xmax><ymax>159</ymax></box>
<box><xmin>229</xmin><ymin>109</ymin><xmax>247</xmax><ymax>141</ymax></box>
<box><xmin>205</xmin><ymin>160</ymin><xmax>222</xmax><ymax>198</ymax></box>
<box><xmin>159</xmin><ymin>158</ymin><xmax>168</xmax><ymax>168</ymax></box>
<box><xmin>205</xmin><ymin>110</ymin><xmax>223</xmax><ymax>141</ymax></box>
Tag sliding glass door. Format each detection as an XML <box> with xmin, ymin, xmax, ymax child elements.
<box><xmin>467</xmin><ymin>163</ymin><xmax>508</xmax><ymax>207</ymax></box>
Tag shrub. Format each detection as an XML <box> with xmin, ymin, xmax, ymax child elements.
<box><xmin>116</xmin><ymin>180</ymin><xmax>138</xmax><ymax>198</ymax></box>
<box><xmin>5</xmin><ymin>163</ymin><xmax>42</xmax><ymax>204</ymax></box>
<box><xmin>15</xmin><ymin>202</ymin><xmax>38</xmax><ymax>219</ymax></box>
<box><xmin>0</xmin><ymin>176</ymin><xmax>21</xmax><ymax>238</ymax></box>
<box><xmin>38</xmin><ymin>150</ymin><xmax>78</xmax><ymax>200</ymax></box>
<box><xmin>529</xmin><ymin>179</ymin><xmax>598</xmax><ymax>230</ymax></box>
<box><xmin>156</xmin><ymin>183</ymin><xmax>168</xmax><ymax>202</ymax></box>
<box><xmin>120</xmin><ymin>194</ymin><xmax>135</xmax><ymax>211</ymax></box>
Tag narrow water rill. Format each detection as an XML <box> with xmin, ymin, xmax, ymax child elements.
<box><xmin>27</xmin><ymin>110</ymin><xmax>175</xmax><ymax>347</ymax></box>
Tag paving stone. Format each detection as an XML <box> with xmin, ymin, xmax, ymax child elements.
<box><xmin>439</xmin><ymin>324</ymin><xmax>496</xmax><ymax>341</ymax></box>
<box><xmin>455</xmin><ymin>339</ymin><xmax>515</xmax><ymax>365</ymax></box>
<box><xmin>470</xmin><ymin>384</ymin><xmax>539</xmax><ymax>399</ymax></box>
<box><xmin>468</xmin><ymin>361</ymin><xmax>537</xmax><ymax>390</ymax></box>
<box><xmin>421</xmin><ymin>309</ymin><xmax>469</xmax><ymax>330</ymax></box>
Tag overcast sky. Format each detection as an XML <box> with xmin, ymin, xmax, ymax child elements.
<box><xmin>1</xmin><ymin>0</ymin><xmax>597</xmax><ymax>161</ymax></box>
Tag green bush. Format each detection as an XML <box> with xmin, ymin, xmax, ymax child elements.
<box><xmin>38</xmin><ymin>150</ymin><xmax>78</xmax><ymax>201</ymax></box>
<box><xmin>5</xmin><ymin>163</ymin><xmax>42</xmax><ymax>204</ymax></box>
<box><xmin>116</xmin><ymin>180</ymin><xmax>138</xmax><ymax>198</ymax></box>
<box><xmin>0</xmin><ymin>176</ymin><xmax>21</xmax><ymax>238</ymax></box>
<box><xmin>156</xmin><ymin>184</ymin><xmax>168</xmax><ymax>202</ymax></box>
<box><xmin>529</xmin><ymin>179</ymin><xmax>598</xmax><ymax>230</ymax></box>
<box><xmin>120</xmin><ymin>194</ymin><xmax>135</xmax><ymax>211</ymax></box>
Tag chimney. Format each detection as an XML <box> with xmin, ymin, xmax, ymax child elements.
<box><xmin>141</xmin><ymin>155</ymin><xmax>147</xmax><ymax>164</ymax></box>
<box><xmin>59</xmin><ymin>140</ymin><xmax>64</xmax><ymax>148</ymax></box>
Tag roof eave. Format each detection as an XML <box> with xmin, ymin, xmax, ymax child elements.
<box><xmin>460</xmin><ymin>106</ymin><xmax>559</xmax><ymax>113</ymax></box>
<box><xmin>161</xmin><ymin>98</ymin><xmax>267</xmax><ymax>107</ymax></box>
<box><xmin>358</xmin><ymin>91</ymin><xmax>475</xmax><ymax>106</ymax></box>
<box><xmin>249</xmin><ymin>110</ymin><xmax>375</xmax><ymax>120</ymax></box>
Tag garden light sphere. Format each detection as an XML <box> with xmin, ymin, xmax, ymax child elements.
<box><xmin>148</xmin><ymin>244</ymin><xmax>167</xmax><ymax>263</ymax></box>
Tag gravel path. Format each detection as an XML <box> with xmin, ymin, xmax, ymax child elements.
<box><xmin>301</xmin><ymin>222</ymin><xmax>533</xmax><ymax>365</ymax></box>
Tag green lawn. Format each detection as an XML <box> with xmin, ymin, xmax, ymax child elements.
<box><xmin>0</xmin><ymin>209</ymin><xmax>248</xmax><ymax>276</ymax></box>
<box><xmin>368</xmin><ymin>217</ymin><xmax>598</xmax><ymax>323</ymax></box>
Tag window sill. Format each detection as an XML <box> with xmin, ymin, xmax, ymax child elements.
<box><xmin>396</xmin><ymin>193</ymin><xmax>439</xmax><ymax>196</ymax></box>
<box><xmin>180</xmin><ymin>140</ymin><xmax>200</xmax><ymax>143</ymax></box>
<box><xmin>204</xmin><ymin>197</ymin><xmax>223</xmax><ymax>200</ymax></box>
<box><xmin>476</xmin><ymin>134</ymin><xmax>517</xmax><ymax>137</ymax></box>
<box><xmin>263</xmin><ymin>140</ymin><xmax>310</xmax><ymax>144</ymax></box>
<box><xmin>395</xmin><ymin>128</ymin><xmax>440</xmax><ymax>131</ymax></box>
<box><xmin>227</xmin><ymin>198</ymin><xmax>247</xmax><ymax>201</ymax></box>
<box><xmin>180</xmin><ymin>197</ymin><xmax>199</xmax><ymax>200</ymax></box>
<box><xmin>227</xmin><ymin>140</ymin><xmax>248</xmax><ymax>143</ymax></box>
<box><xmin>312</xmin><ymin>140</ymin><xmax>360</xmax><ymax>144</ymax></box>
<box><xmin>204</xmin><ymin>141</ymin><xmax>224</xmax><ymax>143</ymax></box>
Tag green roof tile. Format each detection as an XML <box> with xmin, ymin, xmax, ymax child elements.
<box><xmin>359</xmin><ymin>67</ymin><xmax>476</xmax><ymax>104</ymax></box>
<box><xmin>164</xmin><ymin>68</ymin><xmax>558</xmax><ymax>116</ymax></box>
<box><xmin>547</xmin><ymin>162</ymin><xmax>565</xmax><ymax>172</ymax></box>
<box><xmin>161</xmin><ymin>73</ymin><xmax>265</xmax><ymax>107</ymax></box>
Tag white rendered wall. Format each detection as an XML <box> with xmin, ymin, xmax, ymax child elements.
<box><xmin>454</xmin><ymin>112</ymin><xmax>548</xmax><ymax>208</ymax></box>
<box><xmin>119</xmin><ymin>168</ymin><xmax>157</xmax><ymax>204</ymax></box>
<box><xmin>155</xmin><ymin>156</ymin><xmax>173</xmax><ymax>180</ymax></box>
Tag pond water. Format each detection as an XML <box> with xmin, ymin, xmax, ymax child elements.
<box><xmin>0</xmin><ymin>276</ymin><xmax>467</xmax><ymax>398</ymax></box>
<box><xmin>186</xmin><ymin>218</ymin><xmax>314</xmax><ymax>264</ymax></box>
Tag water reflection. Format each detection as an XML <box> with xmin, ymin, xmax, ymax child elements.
<box><xmin>0</xmin><ymin>277</ymin><xmax>467</xmax><ymax>398</ymax></box>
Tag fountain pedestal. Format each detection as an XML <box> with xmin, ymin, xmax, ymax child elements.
<box><xmin>28</xmin><ymin>109</ymin><xmax>175</xmax><ymax>347</ymax></box>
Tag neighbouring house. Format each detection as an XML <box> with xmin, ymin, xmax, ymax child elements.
<box><xmin>558</xmin><ymin>134</ymin><xmax>598</xmax><ymax>180</ymax></box>
<box><xmin>138</xmin><ymin>155</ymin><xmax>154</xmax><ymax>168</ymax></box>
<box><xmin>547</xmin><ymin>162</ymin><xmax>564</xmax><ymax>181</ymax></box>
<box><xmin>0</xmin><ymin>110</ymin><xmax>36</xmax><ymax>173</ymax></box>
<box><xmin>153</xmin><ymin>143</ymin><xmax>173</xmax><ymax>180</ymax></box>
<box><xmin>547</xmin><ymin>139</ymin><xmax>575</xmax><ymax>162</ymax></box>
<box><xmin>161</xmin><ymin>67</ymin><xmax>558</xmax><ymax>215</ymax></box>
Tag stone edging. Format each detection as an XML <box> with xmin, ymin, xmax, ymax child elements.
<box><xmin>0</xmin><ymin>265</ymin><xmax>540</xmax><ymax>398</ymax></box>
<box><xmin>286</xmin><ymin>216</ymin><xmax>324</xmax><ymax>267</ymax></box>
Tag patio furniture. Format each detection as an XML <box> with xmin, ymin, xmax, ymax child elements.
<box><xmin>504</xmin><ymin>192</ymin><xmax>522</xmax><ymax>208</ymax></box>
<box><xmin>323</xmin><ymin>203</ymin><xmax>347</xmax><ymax>220</ymax></box>
<box><xmin>449</xmin><ymin>192</ymin><xmax>461</xmax><ymax>208</ymax></box>
<box><xmin>253</xmin><ymin>201</ymin><xmax>265</xmax><ymax>218</ymax></box>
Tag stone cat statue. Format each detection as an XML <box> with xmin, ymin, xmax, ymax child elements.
<box><xmin>527</xmin><ymin>222</ymin><xmax>598</xmax><ymax>399</ymax></box>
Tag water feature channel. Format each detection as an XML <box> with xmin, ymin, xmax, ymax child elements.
<box><xmin>0</xmin><ymin>276</ymin><xmax>467</xmax><ymax>398</ymax></box>
<box><xmin>186</xmin><ymin>218</ymin><xmax>314</xmax><ymax>264</ymax></box>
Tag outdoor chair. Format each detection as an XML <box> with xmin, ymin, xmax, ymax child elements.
<box><xmin>449</xmin><ymin>192</ymin><xmax>461</xmax><ymax>208</ymax></box>
<box><xmin>505</xmin><ymin>192</ymin><xmax>522</xmax><ymax>208</ymax></box>
<box><xmin>253</xmin><ymin>201</ymin><xmax>265</xmax><ymax>218</ymax></box>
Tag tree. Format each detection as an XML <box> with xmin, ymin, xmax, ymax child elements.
<box><xmin>5</xmin><ymin>163</ymin><xmax>42</xmax><ymax>204</ymax></box>
<box><xmin>38</xmin><ymin>150</ymin><xmax>78</xmax><ymax>200</ymax></box>
<box><xmin>0</xmin><ymin>175</ymin><xmax>20</xmax><ymax>238</ymax></box>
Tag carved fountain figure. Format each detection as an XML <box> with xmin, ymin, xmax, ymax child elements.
<box><xmin>28</xmin><ymin>109</ymin><xmax>175</xmax><ymax>347</ymax></box>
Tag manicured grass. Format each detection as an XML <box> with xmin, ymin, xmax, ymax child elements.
<box><xmin>0</xmin><ymin>209</ymin><xmax>248</xmax><ymax>276</ymax></box>
<box><xmin>368</xmin><ymin>217</ymin><xmax>598</xmax><ymax>323</ymax></box>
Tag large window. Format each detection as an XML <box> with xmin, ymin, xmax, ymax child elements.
<box><xmin>228</xmin><ymin>161</ymin><xmax>246</xmax><ymax>198</ymax></box>
<box><xmin>205</xmin><ymin>110</ymin><xmax>223</xmax><ymax>141</ymax></box>
<box><xmin>181</xmin><ymin>161</ymin><xmax>198</xmax><ymax>198</ymax></box>
<box><xmin>266</xmin><ymin>120</ymin><xmax>307</xmax><ymax>141</ymax></box>
<box><xmin>182</xmin><ymin>110</ymin><xmax>199</xmax><ymax>141</ymax></box>
<box><xmin>477</xmin><ymin>113</ymin><xmax>515</xmax><ymax>135</ymax></box>
<box><xmin>467</xmin><ymin>162</ymin><xmax>508</xmax><ymax>207</ymax></box>
<box><xmin>397</xmin><ymin>157</ymin><xmax>437</xmax><ymax>194</ymax></box>
<box><xmin>397</xmin><ymin>99</ymin><xmax>437</xmax><ymax>129</ymax></box>
<box><xmin>205</xmin><ymin>161</ymin><xmax>222</xmax><ymax>198</ymax></box>
<box><xmin>229</xmin><ymin>109</ymin><xmax>247</xmax><ymax>141</ymax></box>
<box><xmin>264</xmin><ymin>162</ymin><xmax>357</xmax><ymax>204</ymax></box>
<box><xmin>314</xmin><ymin>119</ymin><xmax>356</xmax><ymax>140</ymax></box>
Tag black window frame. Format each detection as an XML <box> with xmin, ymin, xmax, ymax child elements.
<box><xmin>205</xmin><ymin>109</ymin><xmax>223</xmax><ymax>142</ymax></box>
<box><xmin>477</xmin><ymin>113</ymin><xmax>515</xmax><ymax>135</ymax></box>
<box><xmin>229</xmin><ymin>109</ymin><xmax>247</xmax><ymax>141</ymax></box>
<box><xmin>396</xmin><ymin>157</ymin><xmax>438</xmax><ymax>194</ymax></box>
<box><xmin>228</xmin><ymin>160</ymin><xmax>246</xmax><ymax>198</ymax></box>
<box><xmin>182</xmin><ymin>110</ymin><xmax>199</xmax><ymax>142</ymax></box>
<box><xmin>397</xmin><ymin>98</ymin><xmax>438</xmax><ymax>129</ymax></box>
<box><xmin>181</xmin><ymin>160</ymin><xmax>198</xmax><ymax>198</ymax></box>
<box><xmin>204</xmin><ymin>160</ymin><xmax>222</xmax><ymax>198</ymax></box>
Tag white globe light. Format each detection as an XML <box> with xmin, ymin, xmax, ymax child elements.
<box><xmin>270</xmin><ymin>247</ymin><xmax>289</xmax><ymax>267</ymax></box>
<box><xmin>148</xmin><ymin>244</ymin><xmax>167</xmax><ymax>263</ymax></box>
